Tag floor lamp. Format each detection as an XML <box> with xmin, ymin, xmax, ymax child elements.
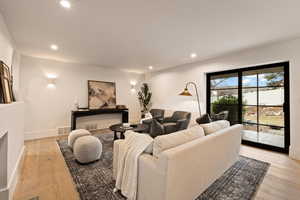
<box><xmin>179</xmin><ymin>82</ymin><xmax>202</xmax><ymax>117</ymax></box>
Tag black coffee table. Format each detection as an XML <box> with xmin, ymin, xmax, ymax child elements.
<box><xmin>109</xmin><ymin>123</ymin><xmax>148</xmax><ymax>140</ymax></box>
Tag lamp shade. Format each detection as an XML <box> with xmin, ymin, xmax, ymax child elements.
<box><xmin>179</xmin><ymin>88</ymin><xmax>192</xmax><ymax>96</ymax></box>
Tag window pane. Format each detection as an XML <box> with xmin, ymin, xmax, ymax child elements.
<box><xmin>211</xmin><ymin>103</ymin><xmax>239</xmax><ymax>124</ymax></box>
<box><xmin>242</xmin><ymin>124</ymin><xmax>258</xmax><ymax>142</ymax></box>
<box><xmin>243</xmin><ymin>106</ymin><xmax>257</xmax><ymax>123</ymax></box>
<box><xmin>242</xmin><ymin>88</ymin><xmax>257</xmax><ymax>105</ymax></box>
<box><xmin>259</xmin><ymin>87</ymin><xmax>284</xmax><ymax>106</ymax></box>
<box><xmin>259</xmin><ymin>106</ymin><xmax>284</xmax><ymax>126</ymax></box>
<box><xmin>211</xmin><ymin>89</ymin><xmax>238</xmax><ymax>104</ymax></box>
<box><xmin>242</xmin><ymin>74</ymin><xmax>257</xmax><ymax>87</ymax></box>
<box><xmin>210</xmin><ymin>73</ymin><xmax>238</xmax><ymax>89</ymax></box>
<box><xmin>258</xmin><ymin>67</ymin><xmax>284</xmax><ymax>87</ymax></box>
<box><xmin>258</xmin><ymin>125</ymin><xmax>284</xmax><ymax>148</ymax></box>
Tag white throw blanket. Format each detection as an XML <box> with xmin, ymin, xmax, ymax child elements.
<box><xmin>115</xmin><ymin>131</ymin><xmax>153</xmax><ymax>200</ymax></box>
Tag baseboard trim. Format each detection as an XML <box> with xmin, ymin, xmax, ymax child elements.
<box><xmin>0</xmin><ymin>145</ymin><xmax>25</xmax><ymax>200</ymax></box>
<box><xmin>25</xmin><ymin>129</ymin><xmax>58</xmax><ymax>141</ymax></box>
<box><xmin>289</xmin><ymin>146</ymin><xmax>300</xmax><ymax>160</ymax></box>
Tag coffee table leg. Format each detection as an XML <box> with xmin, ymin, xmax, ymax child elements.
<box><xmin>114</xmin><ymin>131</ymin><xmax>118</xmax><ymax>140</ymax></box>
<box><xmin>121</xmin><ymin>132</ymin><xmax>125</xmax><ymax>139</ymax></box>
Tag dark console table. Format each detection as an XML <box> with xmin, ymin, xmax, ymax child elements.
<box><xmin>71</xmin><ymin>108</ymin><xmax>129</xmax><ymax>130</ymax></box>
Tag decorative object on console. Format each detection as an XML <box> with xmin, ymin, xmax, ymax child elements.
<box><xmin>0</xmin><ymin>61</ymin><xmax>13</xmax><ymax>104</ymax></box>
<box><xmin>137</xmin><ymin>83</ymin><xmax>152</xmax><ymax>117</ymax></box>
<box><xmin>88</xmin><ymin>80</ymin><xmax>116</xmax><ymax>109</ymax></box>
<box><xmin>179</xmin><ymin>81</ymin><xmax>202</xmax><ymax>116</ymax></box>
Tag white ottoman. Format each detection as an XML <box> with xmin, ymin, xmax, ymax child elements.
<box><xmin>73</xmin><ymin>136</ymin><xmax>102</xmax><ymax>164</ymax></box>
<box><xmin>68</xmin><ymin>129</ymin><xmax>91</xmax><ymax>149</ymax></box>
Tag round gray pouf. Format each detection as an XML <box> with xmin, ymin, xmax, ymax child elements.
<box><xmin>73</xmin><ymin>136</ymin><xmax>102</xmax><ymax>164</ymax></box>
<box><xmin>68</xmin><ymin>129</ymin><xmax>91</xmax><ymax>149</ymax></box>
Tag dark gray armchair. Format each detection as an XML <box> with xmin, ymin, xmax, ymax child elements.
<box><xmin>142</xmin><ymin>110</ymin><xmax>191</xmax><ymax>137</ymax></box>
<box><xmin>142</xmin><ymin>109</ymin><xmax>165</xmax><ymax>133</ymax></box>
<box><xmin>211</xmin><ymin>111</ymin><xmax>229</xmax><ymax>121</ymax></box>
<box><xmin>162</xmin><ymin>111</ymin><xmax>191</xmax><ymax>134</ymax></box>
<box><xmin>150</xmin><ymin>109</ymin><xmax>165</xmax><ymax>122</ymax></box>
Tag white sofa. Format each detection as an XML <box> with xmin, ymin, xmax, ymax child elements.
<box><xmin>113</xmin><ymin>123</ymin><xmax>242</xmax><ymax>200</ymax></box>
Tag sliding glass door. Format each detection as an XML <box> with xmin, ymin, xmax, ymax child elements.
<box><xmin>207</xmin><ymin>62</ymin><xmax>290</xmax><ymax>153</ymax></box>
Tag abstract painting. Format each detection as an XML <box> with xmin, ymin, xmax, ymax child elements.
<box><xmin>88</xmin><ymin>80</ymin><xmax>116</xmax><ymax>109</ymax></box>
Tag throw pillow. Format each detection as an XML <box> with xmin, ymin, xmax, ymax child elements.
<box><xmin>199</xmin><ymin>120</ymin><xmax>230</xmax><ymax>135</ymax></box>
<box><xmin>153</xmin><ymin>125</ymin><xmax>205</xmax><ymax>158</ymax></box>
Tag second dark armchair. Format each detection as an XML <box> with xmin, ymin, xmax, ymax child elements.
<box><xmin>162</xmin><ymin>111</ymin><xmax>191</xmax><ymax>134</ymax></box>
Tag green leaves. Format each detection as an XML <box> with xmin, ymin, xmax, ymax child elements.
<box><xmin>138</xmin><ymin>83</ymin><xmax>152</xmax><ymax>113</ymax></box>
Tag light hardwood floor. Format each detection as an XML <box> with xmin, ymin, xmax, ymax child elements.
<box><xmin>13</xmin><ymin>133</ymin><xmax>300</xmax><ymax>200</ymax></box>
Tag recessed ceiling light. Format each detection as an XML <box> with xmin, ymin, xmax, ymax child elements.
<box><xmin>50</xmin><ymin>44</ymin><xmax>59</xmax><ymax>51</ymax></box>
<box><xmin>60</xmin><ymin>0</ymin><xmax>71</xmax><ymax>9</ymax></box>
<box><xmin>190</xmin><ymin>53</ymin><xmax>197</xmax><ymax>59</ymax></box>
<box><xmin>148</xmin><ymin>66</ymin><xmax>153</xmax><ymax>70</ymax></box>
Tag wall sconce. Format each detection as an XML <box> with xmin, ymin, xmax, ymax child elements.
<box><xmin>46</xmin><ymin>74</ymin><xmax>57</xmax><ymax>89</ymax></box>
<box><xmin>130</xmin><ymin>80</ymin><xmax>137</xmax><ymax>93</ymax></box>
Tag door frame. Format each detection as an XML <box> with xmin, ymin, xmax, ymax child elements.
<box><xmin>206</xmin><ymin>61</ymin><xmax>290</xmax><ymax>153</ymax></box>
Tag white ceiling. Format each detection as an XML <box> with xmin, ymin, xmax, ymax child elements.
<box><xmin>1</xmin><ymin>0</ymin><xmax>300</xmax><ymax>73</ymax></box>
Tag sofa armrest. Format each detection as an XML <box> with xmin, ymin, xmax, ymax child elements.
<box><xmin>113</xmin><ymin>139</ymin><xmax>125</xmax><ymax>180</ymax></box>
<box><xmin>137</xmin><ymin>154</ymin><xmax>167</xmax><ymax>200</ymax></box>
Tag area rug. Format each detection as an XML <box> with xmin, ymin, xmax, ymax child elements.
<box><xmin>57</xmin><ymin>133</ymin><xmax>270</xmax><ymax>200</ymax></box>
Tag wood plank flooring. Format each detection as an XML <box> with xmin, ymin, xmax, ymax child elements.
<box><xmin>13</xmin><ymin>132</ymin><xmax>300</xmax><ymax>200</ymax></box>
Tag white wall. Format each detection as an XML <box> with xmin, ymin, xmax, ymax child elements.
<box><xmin>0</xmin><ymin>12</ymin><xmax>24</xmax><ymax>200</ymax></box>
<box><xmin>0</xmin><ymin>13</ymin><xmax>13</xmax><ymax>67</ymax></box>
<box><xmin>148</xmin><ymin>37</ymin><xmax>300</xmax><ymax>160</ymax></box>
<box><xmin>0</xmin><ymin>103</ymin><xmax>24</xmax><ymax>199</ymax></box>
<box><xmin>20</xmin><ymin>56</ymin><xmax>144</xmax><ymax>139</ymax></box>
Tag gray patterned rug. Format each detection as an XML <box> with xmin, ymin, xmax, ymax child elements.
<box><xmin>57</xmin><ymin>133</ymin><xmax>270</xmax><ymax>200</ymax></box>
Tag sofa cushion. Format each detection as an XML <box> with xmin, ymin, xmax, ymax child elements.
<box><xmin>153</xmin><ymin>125</ymin><xmax>205</xmax><ymax>158</ymax></box>
<box><xmin>199</xmin><ymin>120</ymin><xmax>230</xmax><ymax>135</ymax></box>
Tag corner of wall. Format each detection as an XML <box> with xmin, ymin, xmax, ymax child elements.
<box><xmin>0</xmin><ymin>145</ymin><xmax>25</xmax><ymax>200</ymax></box>
<box><xmin>289</xmin><ymin>146</ymin><xmax>300</xmax><ymax>160</ymax></box>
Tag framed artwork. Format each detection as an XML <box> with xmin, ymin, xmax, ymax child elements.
<box><xmin>0</xmin><ymin>61</ymin><xmax>13</xmax><ymax>103</ymax></box>
<box><xmin>88</xmin><ymin>80</ymin><xmax>116</xmax><ymax>109</ymax></box>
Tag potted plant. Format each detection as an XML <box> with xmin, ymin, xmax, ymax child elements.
<box><xmin>138</xmin><ymin>83</ymin><xmax>152</xmax><ymax>117</ymax></box>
